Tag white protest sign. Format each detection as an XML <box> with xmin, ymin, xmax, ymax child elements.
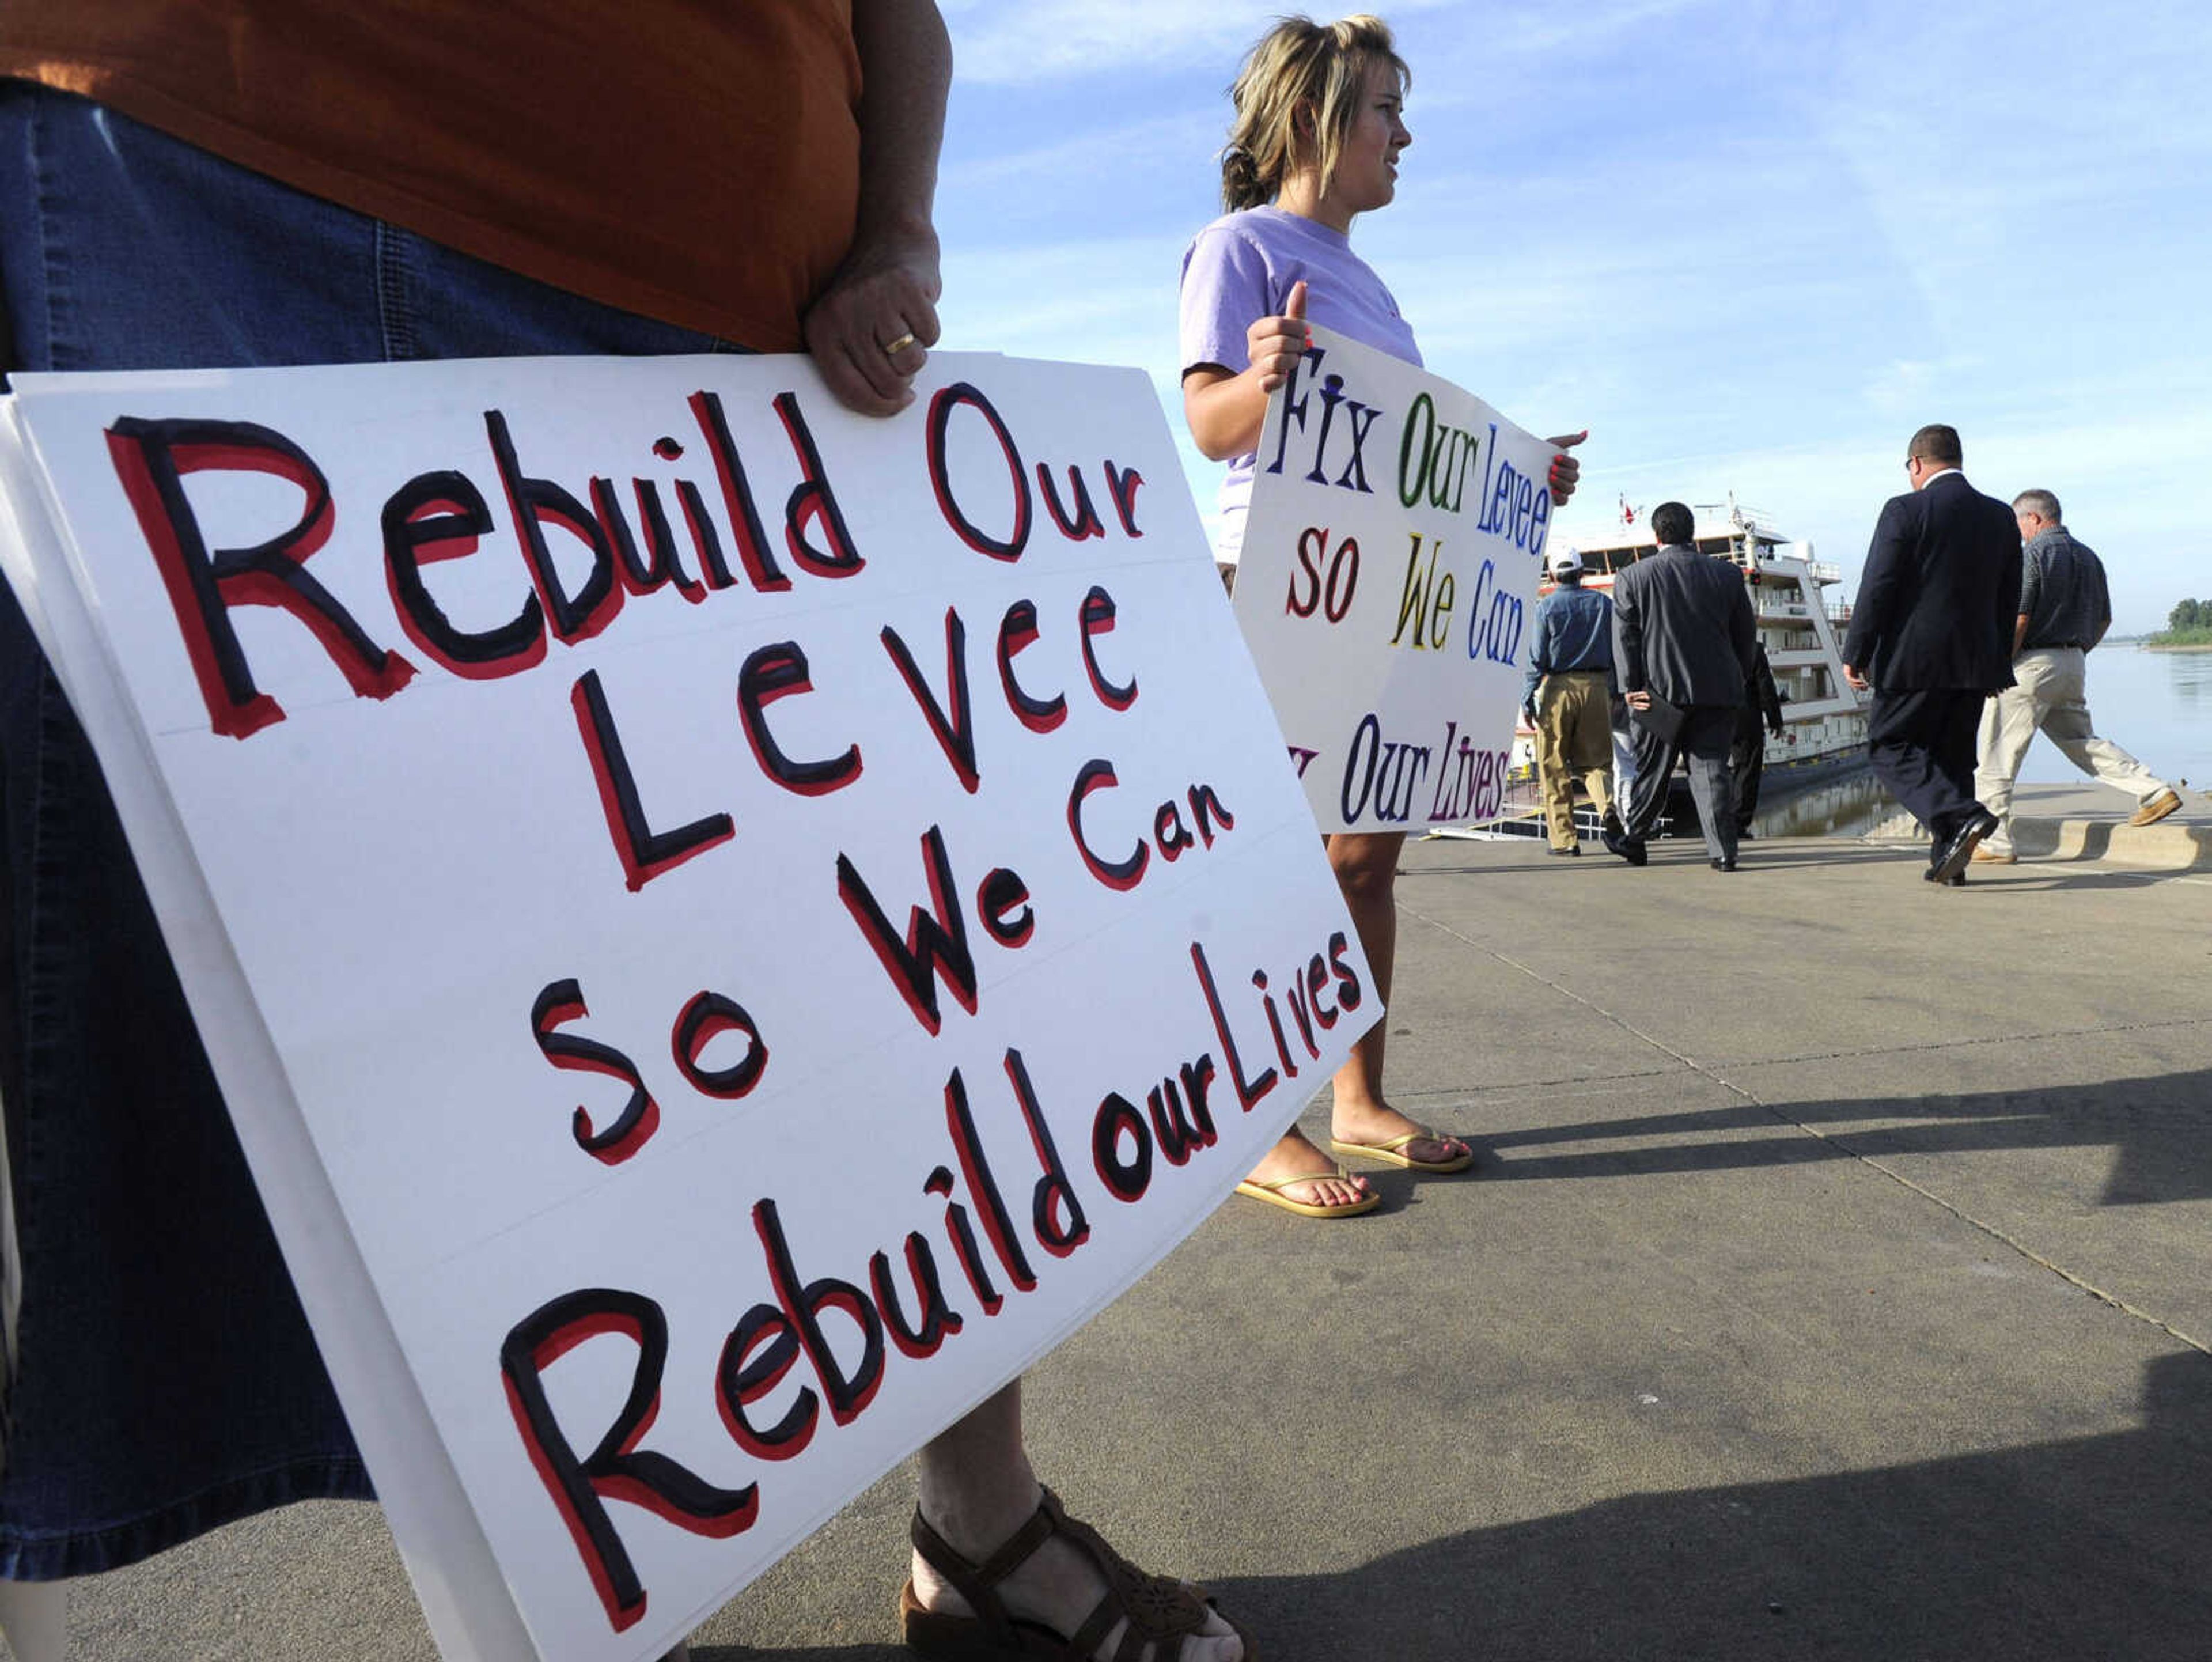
<box><xmin>1232</xmin><ymin>325</ymin><xmax>1558</xmax><ymax>834</ymax></box>
<box><xmin>0</xmin><ymin>353</ymin><xmax>1375</xmax><ymax>1662</ymax></box>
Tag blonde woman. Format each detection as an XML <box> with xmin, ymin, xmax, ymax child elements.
<box><xmin>1179</xmin><ymin>14</ymin><xmax>1583</xmax><ymax>1217</ymax></box>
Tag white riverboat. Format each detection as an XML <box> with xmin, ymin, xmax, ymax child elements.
<box><xmin>1470</xmin><ymin>499</ymin><xmax>1871</xmax><ymax>838</ymax></box>
<box><xmin>1537</xmin><ymin>498</ymin><xmax>1868</xmax><ymax>767</ymax></box>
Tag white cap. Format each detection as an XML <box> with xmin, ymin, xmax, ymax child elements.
<box><xmin>1548</xmin><ymin>547</ymin><xmax>1584</xmax><ymax>576</ymax></box>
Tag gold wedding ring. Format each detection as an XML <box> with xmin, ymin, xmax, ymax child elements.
<box><xmin>882</xmin><ymin>332</ymin><xmax>918</xmax><ymax>357</ymax></box>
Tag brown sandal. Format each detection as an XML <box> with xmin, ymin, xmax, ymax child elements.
<box><xmin>899</xmin><ymin>1486</ymin><xmax>1256</xmax><ymax>1661</ymax></box>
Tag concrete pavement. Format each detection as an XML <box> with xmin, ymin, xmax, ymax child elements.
<box><xmin>25</xmin><ymin>791</ymin><xmax>2212</xmax><ymax>1660</ymax></box>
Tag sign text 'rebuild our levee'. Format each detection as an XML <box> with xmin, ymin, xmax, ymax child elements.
<box><xmin>0</xmin><ymin>353</ymin><xmax>1373</xmax><ymax>1662</ymax></box>
<box><xmin>1232</xmin><ymin>325</ymin><xmax>1556</xmax><ymax>834</ymax></box>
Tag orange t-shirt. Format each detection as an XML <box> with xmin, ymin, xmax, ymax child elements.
<box><xmin>0</xmin><ymin>2</ymin><xmax>862</xmax><ymax>351</ymax></box>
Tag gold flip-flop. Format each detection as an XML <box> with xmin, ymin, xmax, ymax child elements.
<box><xmin>1330</xmin><ymin>1131</ymin><xmax>1475</xmax><ymax>1173</ymax></box>
<box><xmin>1232</xmin><ymin>1165</ymin><xmax>1381</xmax><ymax>1218</ymax></box>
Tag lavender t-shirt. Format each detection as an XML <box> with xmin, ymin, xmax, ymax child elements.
<box><xmin>1178</xmin><ymin>205</ymin><xmax>1422</xmax><ymax>562</ymax></box>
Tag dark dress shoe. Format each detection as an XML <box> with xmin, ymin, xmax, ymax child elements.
<box><xmin>1927</xmin><ymin>808</ymin><xmax>1999</xmax><ymax>883</ymax></box>
<box><xmin>1601</xmin><ymin>825</ymin><xmax>1647</xmax><ymax>866</ymax></box>
<box><xmin>1710</xmin><ymin>857</ymin><xmax>1738</xmax><ymax>871</ymax></box>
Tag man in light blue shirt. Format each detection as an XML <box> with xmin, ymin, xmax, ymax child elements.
<box><xmin>1522</xmin><ymin>547</ymin><xmax>1616</xmax><ymax>853</ymax></box>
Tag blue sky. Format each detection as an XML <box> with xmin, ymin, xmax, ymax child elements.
<box><xmin>931</xmin><ymin>0</ymin><xmax>2212</xmax><ymax>633</ymax></box>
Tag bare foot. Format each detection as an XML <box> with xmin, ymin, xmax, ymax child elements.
<box><xmin>1244</xmin><ymin>1128</ymin><xmax>1373</xmax><ymax>1210</ymax></box>
<box><xmin>909</xmin><ymin>1489</ymin><xmax>1244</xmax><ymax>1661</ymax></box>
<box><xmin>1331</xmin><ymin>1101</ymin><xmax>1469</xmax><ymax>1167</ymax></box>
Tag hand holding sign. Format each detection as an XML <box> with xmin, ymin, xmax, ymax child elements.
<box><xmin>1183</xmin><ymin>281</ymin><xmax>1315</xmax><ymax>461</ymax></box>
<box><xmin>1544</xmin><ymin>430</ymin><xmax>1588</xmax><ymax>506</ymax></box>
<box><xmin>1246</xmin><ymin>278</ymin><xmax>1312</xmax><ymax>394</ymax></box>
<box><xmin>801</xmin><ymin>227</ymin><xmax>945</xmax><ymax>417</ymax></box>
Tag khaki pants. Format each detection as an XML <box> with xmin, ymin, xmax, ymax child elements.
<box><xmin>1535</xmin><ymin>671</ymin><xmax>1615</xmax><ymax>848</ymax></box>
<box><xmin>1974</xmin><ymin>647</ymin><xmax>2168</xmax><ymax>854</ymax></box>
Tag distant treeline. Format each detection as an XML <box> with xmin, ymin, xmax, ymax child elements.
<box><xmin>2149</xmin><ymin>597</ymin><xmax>2212</xmax><ymax>646</ymax></box>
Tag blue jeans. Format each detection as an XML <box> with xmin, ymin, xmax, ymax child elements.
<box><xmin>0</xmin><ymin>82</ymin><xmax>732</xmax><ymax>1578</ymax></box>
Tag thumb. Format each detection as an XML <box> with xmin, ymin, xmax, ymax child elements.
<box><xmin>1549</xmin><ymin>429</ymin><xmax>1589</xmax><ymax>450</ymax></box>
<box><xmin>1284</xmin><ymin>279</ymin><xmax>1308</xmax><ymax>322</ymax></box>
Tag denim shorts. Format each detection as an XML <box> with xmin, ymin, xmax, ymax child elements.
<box><xmin>0</xmin><ymin>81</ymin><xmax>733</xmax><ymax>1578</ymax></box>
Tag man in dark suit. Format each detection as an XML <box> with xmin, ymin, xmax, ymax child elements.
<box><xmin>1603</xmin><ymin>501</ymin><xmax>1760</xmax><ymax>869</ymax></box>
<box><xmin>1730</xmin><ymin>643</ymin><xmax>1787</xmax><ymax>837</ymax></box>
<box><xmin>1842</xmin><ymin>424</ymin><xmax>2023</xmax><ymax>884</ymax></box>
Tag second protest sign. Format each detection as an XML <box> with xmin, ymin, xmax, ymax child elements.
<box><xmin>1232</xmin><ymin>324</ymin><xmax>1558</xmax><ymax>834</ymax></box>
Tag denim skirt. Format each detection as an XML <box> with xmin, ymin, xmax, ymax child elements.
<box><xmin>0</xmin><ymin>81</ymin><xmax>730</xmax><ymax>1577</ymax></box>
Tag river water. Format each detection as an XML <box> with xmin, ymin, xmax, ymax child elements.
<box><xmin>2025</xmin><ymin>643</ymin><xmax>2212</xmax><ymax>788</ymax></box>
<box><xmin>1753</xmin><ymin>643</ymin><xmax>2210</xmax><ymax>839</ymax></box>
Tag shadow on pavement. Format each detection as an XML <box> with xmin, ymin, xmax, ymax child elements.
<box><xmin>1209</xmin><ymin>1348</ymin><xmax>2212</xmax><ymax>1662</ymax></box>
<box><xmin>695</xmin><ymin>1350</ymin><xmax>2212</xmax><ymax>1661</ymax></box>
<box><xmin>1486</xmin><ymin>1069</ymin><xmax>2212</xmax><ymax>1207</ymax></box>
<box><xmin>1406</xmin><ymin>843</ymin><xmax>1903</xmax><ymax>879</ymax></box>
<box><xmin>1406</xmin><ymin>846</ymin><xmax>2201</xmax><ymax>885</ymax></box>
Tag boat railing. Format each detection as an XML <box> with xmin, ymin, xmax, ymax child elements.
<box><xmin>1763</xmin><ymin>554</ymin><xmax>1842</xmax><ymax>582</ymax></box>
